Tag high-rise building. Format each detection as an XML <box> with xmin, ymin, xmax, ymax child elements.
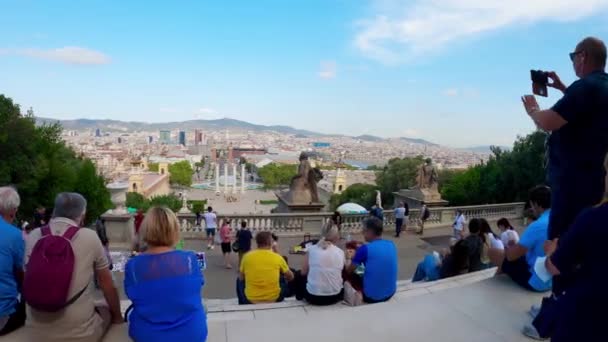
<box><xmin>117</xmin><ymin>137</ymin><xmax>123</xmax><ymax>144</ymax></box>
<box><xmin>159</xmin><ymin>130</ymin><xmax>171</xmax><ymax>144</ymax></box>
<box><xmin>95</xmin><ymin>128</ymin><xmax>101</xmax><ymax>137</ymax></box>
<box><xmin>194</xmin><ymin>129</ymin><xmax>203</xmax><ymax>145</ymax></box>
<box><xmin>148</xmin><ymin>136</ymin><xmax>154</xmax><ymax>144</ymax></box>
<box><xmin>179</xmin><ymin>130</ymin><xmax>186</xmax><ymax>146</ymax></box>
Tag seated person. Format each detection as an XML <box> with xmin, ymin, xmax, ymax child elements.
<box><xmin>480</xmin><ymin>218</ymin><xmax>504</xmax><ymax>250</ymax></box>
<box><xmin>298</xmin><ymin>225</ymin><xmax>344</xmax><ymax>305</ymax></box>
<box><xmin>237</xmin><ymin>232</ymin><xmax>294</xmax><ymax>304</ymax></box>
<box><xmin>412</xmin><ymin>239</ymin><xmax>471</xmax><ymax>282</ymax></box>
<box><xmin>497</xmin><ymin>217</ymin><xmax>519</xmax><ymax>247</ymax></box>
<box><xmin>345</xmin><ymin>217</ymin><xmax>397</xmax><ymax>304</ymax></box>
<box><xmin>489</xmin><ymin>185</ymin><xmax>552</xmax><ymax>292</ymax></box>
<box><xmin>23</xmin><ymin>193</ymin><xmax>122</xmax><ymax>342</ymax></box>
<box><xmin>463</xmin><ymin>218</ymin><xmax>486</xmax><ymax>271</ymax></box>
<box><xmin>124</xmin><ymin>206</ymin><xmax>207</xmax><ymax>342</ymax></box>
<box><xmin>0</xmin><ymin>187</ymin><xmax>25</xmax><ymax>336</ymax></box>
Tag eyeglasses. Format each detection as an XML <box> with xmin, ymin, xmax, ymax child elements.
<box><xmin>569</xmin><ymin>50</ymin><xmax>583</xmax><ymax>62</ymax></box>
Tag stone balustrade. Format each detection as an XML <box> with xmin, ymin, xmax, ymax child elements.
<box><xmin>103</xmin><ymin>202</ymin><xmax>525</xmax><ymax>246</ymax></box>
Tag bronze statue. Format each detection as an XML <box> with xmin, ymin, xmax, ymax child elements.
<box><xmin>416</xmin><ymin>158</ymin><xmax>439</xmax><ymax>191</ymax></box>
<box><xmin>286</xmin><ymin>152</ymin><xmax>323</xmax><ymax>204</ymax></box>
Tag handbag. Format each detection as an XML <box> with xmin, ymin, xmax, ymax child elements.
<box><xmin>231</xmin><ymin>241</ymin><xmax>240</xmax><ymax>253</ymax></box>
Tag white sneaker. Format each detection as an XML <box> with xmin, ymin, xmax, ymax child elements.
<box><xmin>210</xmin><ymin>245</ymin><xmax>215</xmax><ymax>250</ymax></box>
<box><xmin>207</xmin><ymin>244</ymin><xmax>211</xmax><ymax>250</ymax></box>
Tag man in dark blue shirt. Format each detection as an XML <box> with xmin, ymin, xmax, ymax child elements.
<box><xmin>522</xmin><ymin>37</ymin><xmax>608</xmax><ymax>240</ymax></box>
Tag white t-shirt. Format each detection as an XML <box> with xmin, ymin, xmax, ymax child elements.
<box><xmin>306</xmin><ymin>244</ymin><xmax>345</xmax><ymax>296</ymax></box>
<box><xmin>500</xmin><ymin>230</ymin><xmax>520</xmax><ymax>247</ymax></box>
<box><xmin>487</xmin><ymin>233</ymin><xmax>504</xmax><ymax>249</ymax></box>
<box><xmin>203</xmin><ymin>212</ymin><xmax>217</xmax><ymax>229</ymax></box>
<box><xmin>453</xmin><ymin>214</ymin><xmax>466</xmax><ymax>231</ymax></box>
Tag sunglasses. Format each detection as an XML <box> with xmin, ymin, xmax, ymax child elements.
<box><xmin>569</xmin><ymin>50</ymin><xmax>583</xmax><ymax>62</ymax></box>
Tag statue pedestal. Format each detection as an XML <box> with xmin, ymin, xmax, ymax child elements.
<box><xmin>393</xmin><ymin>188</ymin><xmax>448</xmax><ymax>209</ymax></box>
<box><xmin>274</xmin><ymin>191</ymin><xmax>325</xmax><ymax>234</ymax></box>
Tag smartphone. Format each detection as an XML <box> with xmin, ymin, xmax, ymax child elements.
<box><xmin>531</xmin><ymin>70</ymin><xmax>548</xmax><ymax>97</ymax></box>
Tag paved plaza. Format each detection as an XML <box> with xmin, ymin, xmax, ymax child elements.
<box><xmin>187</xmin><ymin>188</ymin><xmax>279</xmax><ymax>214</ymax></box>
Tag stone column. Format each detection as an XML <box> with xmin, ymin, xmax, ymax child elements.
<box><xmin>215</xmin><ymin>163</ymin><xmax>220</xmax><ymax>191</ymax></box>
<box><xmin>232</xmin><ymin>164</ymin><xmax>238</xmax><ymax>193</ymax></box>
<box><xmin>224</xmin><ymin>163</ymin><xmax>228</xmax><ymax>193</ymax></box>
<box><xmin>241</xmin><ymin>163</ymin><xmax>246</xmax><ymax>193</ymax></box>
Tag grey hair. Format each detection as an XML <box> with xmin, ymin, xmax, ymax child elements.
<box><xmin>318</xmin><ymin>224</ymin><xmax>340</xmax><ymax>249</ymax></box>
<box><xmin>53</xmin><ymin>192</ymin><xmax>87</xmax><ymax>221</ymax></box>
<box><xmin>0</xmin><ymin>186</ymin><xmax>20</xmax><ymax>214</ymax></box>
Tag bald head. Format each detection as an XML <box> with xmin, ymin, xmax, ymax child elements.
<box><xmin>577</xmin><ymin>37</ymin><xmax>607</xmax><ymax>70</ymax></box>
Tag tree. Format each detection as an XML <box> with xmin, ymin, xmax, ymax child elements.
<box><xmin>374</xmin><ymin>156</ymin><xmax>425</xmax><ymax>206</ymax></box>
<box><xmin>0</xmin><ymin>94</ymin><xmax>111</xmax><ymax>225</ymax></box>
<box><xmin>257</xmin><ymin>163</ymin><xmax>297</xmax><ymax>188</ymax></box>
<box><xmin>126</xmin><ymin>192</ymin><xmax>148</xmax><ymax>211</ymax></box>
<box><xmin>168</xmin><ymin>161</ymin><xmax>193</xmax><ymax>187</ymax></box>
<box><xmin>329</xmin><ymin>183</ymin><xmax>378</xmax><ymax>210</ymax></box>
<box><xmin>149</xmin><ymin>194</ymin><xmax>182</xmax><ymax>212</ymax></box>
<box><xmin>440</xmin><ymin>131</ymin><xmax>548</xmax><ymax>205</ymax></box>
<box><xmin>148</xmin><ymin>163</ymin><xmax>159</xmax><ymax>172</ymax></box>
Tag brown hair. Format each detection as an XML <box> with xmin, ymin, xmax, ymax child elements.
<box><xmin>141</xmin><ymin>206</ymin><xmax>180</xmax><ymax>247</ymax></box>
<box><xmin>255</xmin><ymin>231</ymin><xmax>272</xmax><ymax>248</ymax></box>
<box><xmin>577</xmin><ymin>37</ymin><xmax>607</xmax><ymax>69</ymax></box>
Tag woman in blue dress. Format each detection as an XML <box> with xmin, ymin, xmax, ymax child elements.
<box><xmin>124</xmin><ymin>206</ymin><xmax>207</xmax><ymax>342</ymax></box>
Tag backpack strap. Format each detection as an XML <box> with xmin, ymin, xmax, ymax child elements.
<box><xmin>40</xmin><ymin>225</ymin><xmax>51</xmax><ymax>236</ymax></box>
<box><xmin>62</xmin><ymin>226</ymin><xmax>80</xmax><ymax>241</ymax></box>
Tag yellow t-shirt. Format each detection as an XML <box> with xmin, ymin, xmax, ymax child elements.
<box><xmin>240</xmin><ymin>249</ymin><xmax>289</xmax><ymax>303</ymax></box>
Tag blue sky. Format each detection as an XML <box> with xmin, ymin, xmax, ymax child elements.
<box><xmin>1</xmin><ymin>0</ymin><xmax>608</xmax><ymax>147</ymax></box>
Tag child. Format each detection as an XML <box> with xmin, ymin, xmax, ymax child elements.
<box><xmin>497</xmin><ymin>217</ymin><xmax>520</xmax><ymax>247</ymax></box>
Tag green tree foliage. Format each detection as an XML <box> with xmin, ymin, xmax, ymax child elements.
<box><xmin>0</xmin><ymin>94</ymin><xmax>111</xmax><ymax>225</ymax></box>
<box><xmin>148</xmin><ymin>163</ymin><xmax>159</xmax><ymax>172</ymax></box>
<box><xmin>168</xmin><ymin>161</ymin><xmax>194</xmax><ymax>187</ymax></box>
<box><xmin>329</xmin><ymin>183</ymin><xmax>378</xmax><ymax>210</ymax></box>
<box><xmin>441</xmin><ymin>131</ymin><xmax>547</xmax><ymax>205</ymax></box>
<box><xmin>257</xmin><ymin>163</ymin><xmax>297</xmax><ymax>188</ymax></box>
<box><xmin>374</xmin><ymin>156</ymin><xmax>425</xmax><ymax>205</ymax></box>
<box><xmin>188</xmin><ymin>200</ymin><xmax>206</xmax><ymax>214</ymax></box>
<box><xmin>126</xmin><ymin>192</ymin><xmax>183</xmax><ymax>213</ymax></box>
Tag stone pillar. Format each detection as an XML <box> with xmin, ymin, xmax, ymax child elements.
<box><xmin>215</xmin><ymin>163</ymin><xmax>220</xmax><ymax>191</ymax></box>
<box><xmin>102</xmin><ymin>213</ymin><xmax>135</xmax><ymax>249</ymax></box>
<box><xmin>107</xmin><ymin>182</ymin><xmax>129</xmax><ymax>214</ymax></box>
<box><xmin>232</xmin><ymin>164</ymin><xmax>238</xmax><ymax>194</ymax></box>
<box><xmin>241</xmin><ymin>163</ymin><xmax>246</xmax><ymax>193</ymax></box>
<box><xmin>223</xmin><ymin>163</ymin><xmax>228</xmax><ymax>193</ymax></box>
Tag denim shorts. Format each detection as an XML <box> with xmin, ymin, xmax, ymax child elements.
<box><xmin>205</xmin><ymin>228</ymin><xmax>216</xmax><ymax>237</ymax></box>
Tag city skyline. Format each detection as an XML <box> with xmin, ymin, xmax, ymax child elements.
<box><xmin>2</xmin><ymin>1</ymin><xmax>608</xmax><ymax>147</ymax></box>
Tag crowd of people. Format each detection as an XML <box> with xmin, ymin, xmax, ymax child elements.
<box><xmin>0</xmin><ymin>36</ymin><xmax>607</xmax><ymax>342</ymax></box>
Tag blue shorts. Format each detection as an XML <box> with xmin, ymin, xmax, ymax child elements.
<box><xmin>205</xmin><ymin>228</ymin><xmax>216</xmax><ymax>237</ymax></box>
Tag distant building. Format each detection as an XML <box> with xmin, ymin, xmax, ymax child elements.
<box><xmin>194</xmin><ymin>129</ymin><xmax>203</xmax><ymax>145</ymax></box>
<box><xmin>312</xmin><ymin>142</ymin><xmax>331</xmax><ymax>148</ymax></box>
<box><xmin>117</xmin><ymin>137</ymin><xmax>123</xmax><ymax>144</ymax></box>
<box><xmin>159</xmin><ymin>130</ymin><xmax>171</xmax><ymax>144</ymax></box>
<box><xmin>95</xmin><ymin>128</ymin><xmax>101</xmax><ymax>137</ymax></box>
<box><xmin>128</xmin><ymin>162</ymin><xmax>171</xmax><ymax>199</ymax></box>
<box><xmin>148</xmin><ymin>136</ymin><xmax>153</xmax><ymax>144</ymax></box>
<box><xmin>179</xmin><ymin>130</ymin><xmax>186</xmax><ymax>146</ymax></box>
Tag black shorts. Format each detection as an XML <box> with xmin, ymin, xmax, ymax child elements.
<box><xmin>221</xmin><ymin>242</ymin><xmax>231</xmax><ymax>254</ymax></box>
<box><xmin>502</xmin><ymin>256</ymin><xmax>534</xmax><ymax>291</ymax></box>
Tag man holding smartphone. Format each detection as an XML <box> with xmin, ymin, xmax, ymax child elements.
<box><xmin>521</xmin><ymin>37</ymin><xmax>608</xmax><ymax>339</ymax></box>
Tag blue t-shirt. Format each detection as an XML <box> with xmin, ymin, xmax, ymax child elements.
<box><xmin>125</xmin><ymin>250</ymin><xmax>207</xmax><ymax>342</ymax></box>
<box><xmin>549</xmin><ymin>71</ymin><xmax>608</xmax><ymax>183</ymax></box>
<box><xmin>352</xmin><ymin>239</ymin><xmax>397</xmax><ymax>301</ymax></box>
<box><xmin>0</xmin><ymin>217</ymin><xmax>24</xmax><ymax>317</ymax></box>
<box><xmin>518</xmin><ymin>210</ymin><xmax>552</xmax><ymax>291</ymax></box>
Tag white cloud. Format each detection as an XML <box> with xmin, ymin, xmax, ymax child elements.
<box><xmin>355</xmin><ymin>0</ymin><xmax>608</xmax><ymax>63</ymax></box>
<box><xmin>443</xmin><ymin>88</ymin><xmax>459</xmax><ymax>97</ymax></box>
<box><xmin>318</xmin><ymin>61</ymin><xmax>337</xmax><ymax>79</ymax></box>
<box><xmin>0</xmin><ymin>46</ymin><xmax>111</xmax><ymax>65</ymax></box>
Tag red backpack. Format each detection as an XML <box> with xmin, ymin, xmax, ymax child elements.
<box><xmin>23</xmin><ymin>225</ymin><xmax>85</xmax><ymax>312</ymax></box>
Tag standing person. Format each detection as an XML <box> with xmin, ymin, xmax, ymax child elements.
<box><xmin>195</xmin><ymin>210</ymin><xmax>202</xmax><ymax>228</ymax></box>
<box><xmin>203</xmin><ymin>207</ymin><xmax>217</xmax><ymax>250</ymax></box>
<box><xmin>542</xmin><ymin>153</ymin><xmax>608</xmax><ymax>342</ymax></box>
<box><xmin>32</xmin><ymin>206</ymin><xmax>46</xmax><ymax>228</ymax></box>
<box><xmin>219</xmin><ymin>219</ymin><xmax>233</xmax><ymax>269</ymax></box>
<box><xmin>452</xmin><ymin>209</ymin><xmax>466</xmax><ymax>240</ymax></box>
<box><xmin>0</xmin><ymin>187</ymin><xmax>25</xmax><ymax>336</ymax></box>
<box><xmin>394</xmin><ymin>202</ymin><xmax>406</xmax><ymax>238</ymax></box>
<box><xmin>23</xmin><ymin>192</ymin><xmax>122</xmax><ymax>342</ymax></box>
<box><xmin>417</xmin><ymin>202</ymin><xmax>430</xmax><ymax>235</ymax></box>
<box><xmin>330</xmin><ymin>211</ymin><xmax>342</xmax><ymax>231</ymax></box>
<box><xmin>124</xmin><ymin>206</ymin><xmax>207</xmax><ymax>342</ymax></box>
<box><xmin>522</xmin><ymin>37</ymin><xmax>608</xmax><ymax>243</ymax></box>
<box><xmin>522</xmin><ymin>37</ymin><xmax>608</xmax><ymax>339</ymax></box>
<box><xmin>236</xmin><ymin>221</ymin><xmax>253</xmax><ymax>265</ymax></box>
<box><xmin>403</xmin><ymin>202</ymin><xmax>410</xmax><ymax>232</ymax></box>
<box><xmin>133</xmin><ymin>209</ymin><xmax>145</xmax><ymax>252</ymax></box>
